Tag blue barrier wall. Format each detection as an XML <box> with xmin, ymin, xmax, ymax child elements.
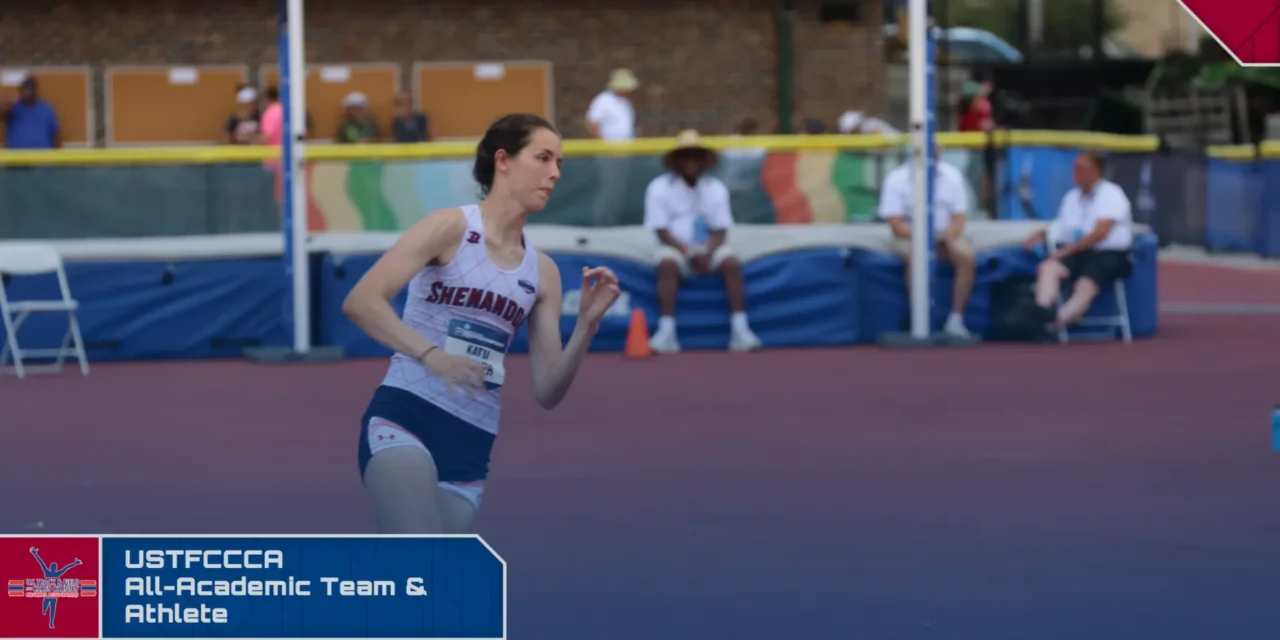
<box><xmin>1263</xmin><ymin>160</ymin><xmax>1280</xmax><ymax>257</ymax></box>
<box><xmin>990</xmin><ymin>147</ymin><xmax>1278</xmax><ymax>258</ymax></box>
<box><xmin>0</xmin><ymin>257</ymin><xmax>294</xmax><ymax>361</ymax></box>
<box><xmin>1204</xmin><ymin>158</ymin><xmax>1263</xmax><ymax>254</ymax></box>
<box><xmin>999</xmin><ymin>146</ymin><xmax>1081</xmax><ymax>220</ymax></box>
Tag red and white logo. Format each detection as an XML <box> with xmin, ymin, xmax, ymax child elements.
<box><xmin>0</xmin><ymin>537</ymin><xmax>99</xmax><ymax>638</ymax></box>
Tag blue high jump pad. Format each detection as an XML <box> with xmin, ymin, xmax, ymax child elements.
<box><xmin>318</xmin><ymin>248</ymin><xmax>864</xmax><ymax>358</ymax></box>
<box><xmin>319</xmin><ymin>234</ymin><xmax>1157</xmax><ymax>358</ymax></box>
<box><xmin>0</xmin><ymin>225</ymin><xmax>1157</xmax><ymax>364</ymax></box>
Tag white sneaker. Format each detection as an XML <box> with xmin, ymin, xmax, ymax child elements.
<box><xmin>649</xmin><ymin>327</ymin><xmax>681</xmax><ymax>354</ymax></box>
<box><xmin>943</xmin><ymin>315</ymin><xmax>970</xmax><ymax>338</ymax></box>
<box><xmin>728</xmin><ymin>327</ymin><xmax>762</xmax><ymax>352</ymax></box>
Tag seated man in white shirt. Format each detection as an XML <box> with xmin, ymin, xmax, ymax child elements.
<box><xmin>644</xmin><ymin>130</ymin><xmax>761</xmax><ymax>353</ymax></box>
<box><xmin>878</xmin><ymin>146</ymin><xmax>976</xmax><ymax>338</ymax></box>
<box><xmin>1022</xmin><ymin>150</ymin><xmax>1134</xmax><ymax>331</ymax></box>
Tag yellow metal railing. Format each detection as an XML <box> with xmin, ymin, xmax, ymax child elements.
<box><xmin>0</xmin><ymin>130</ymin><xmax>1174</xmax><ymax>167</ymax></box>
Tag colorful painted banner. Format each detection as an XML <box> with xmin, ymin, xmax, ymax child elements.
<box><xmin>3</xmin><ymin>145</ymin><xmax>1278</xmax><ymax>260</ymax></box>
<box><xmin>299</xmin><ymin>147</ymin><xmax>987</xmax><ymax>232</ymax></box>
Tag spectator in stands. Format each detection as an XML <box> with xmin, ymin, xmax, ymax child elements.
<box><xmin>958</xmin><ymin>78</ymin><xmax>998</xmax><ymax>215</ymax></box>
<box><xmin>259</xmin><ymin>85</ymin><xmax>315</xmax><ymax>145</ymax></box>
<box><xmin>644</xmin><ymin>130</ymin><xmax>762</xmax><ymax>353</ymax></box>
<box><xmin>721</xmin><ymin>116</ymin><xmax>766</xmax><ymax>196</ymax></box>
<box><xmin>586</xmin><ymin>68</ymin><xmax>639</xmax><ymax>226</ymax></box>
<box><xmin>224</xmin><ymin>87</ymin><xmax>260</xmax><ymax>145</ymax></box>
<box><xmin>1022</xmin><ymin>150</ymin><xmax>1133</xmax><ymax>332</ymax></box>
<box><xmin>337</xmin><ymin>92</ymin><xmax>380</xmax><ymax>143</ymax></box>
<box><xmin>260</xmin><ymin>85</ymin><xmax>284</xmax><ymax>148</ymax></box>
<box><xmin>957</xmin><ymin>81</ymin><xmax>995</xmax><ymax>133</ymax></box>
<box><xmin>232</xmin><ymin>81</ymin><xmax>254</xmax><ymax>111</ymax></box>
<box><xmin>585</xmin><ymin>68</ymin><xmax>637</xmax><ymax>141</ymax></box>
<box><xmin>837</xmin><ymin>110</ymin><xmax>900</xmax><ymax>135</ymax></box>
<box><xmin>391</xmin><ymin>92</ymin><xmax>430</xmax><ymax>142</ymax></box>
<box><xmin>0</xmin><ymin>76</ymin><xmax>61</xmax><ymax>149</ymax></box>
<box><xmin>878</xmin><ymin>143</ymin><xmax>976</xmax><ymax>338</ymax></box>
<box><xmin>803</xmin><ymin>118</ymin><xmax>827</xmax><ymax>134</ymax></box>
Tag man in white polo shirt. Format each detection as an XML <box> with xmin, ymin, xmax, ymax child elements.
<box><xmin>878</xmin><ymin>146</ymin><xmax>976</xmax><ymax>338</ymax></box>
<box><xmin>585</xmin><ymin>69</ymin><xmax>638</xmax><ymax>226</ymax></box>
<box><xmin>585</xmin><ymin>68</ymin><xmax>637</xmax><ymax>141</ymax></box>
<box><xmin>1022</xmin><ymin>150</ymin><xmax>1133</xmax><ymax>331</ymax></box>
<box><xmin>644</xmin><ymin>130</ymin><xmax>761</xmax><ymax>353</ymax></box>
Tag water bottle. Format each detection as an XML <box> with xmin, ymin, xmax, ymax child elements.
<box><xmin>1272</xmin><ymin>405</ymin><xmax>1280</xmax><ymax>451</ymax></box>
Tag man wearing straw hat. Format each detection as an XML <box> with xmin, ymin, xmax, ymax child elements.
<box><xmin>643</xmin><ymin>130</ymin><xmax>762</xmax><ymax>353</ymax></box>
<box><xmin>586</xmin><ymin>69</ymin><xmax>638</xmax><ymax>141</ymax></box>
<box><xmin>585</xmin><ymin>69</ymin><xmax>639</xmax><ymax>226</ymax></box>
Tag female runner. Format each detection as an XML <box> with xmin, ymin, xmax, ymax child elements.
<box><xmin>342</xmin><ymin>113</ymin><xmax>622</xmax><ymax>533</ymax></box>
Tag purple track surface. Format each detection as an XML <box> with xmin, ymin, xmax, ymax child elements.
<box><xmin>2</xmin><ymin>263</ymin><xmax>1278</xmax><ymax>639</ymax></box>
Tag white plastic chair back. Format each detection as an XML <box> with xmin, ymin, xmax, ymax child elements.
<box><xmin>0</xmin><ymin>243</ymin><xmax>89</xmax><ymax>377</ymax></box>
<box><xmin>0</xmin><ymin>244</ymin><xmax>76</xmax><ymax>307</ymax></box>
<box><xmin>0</xmin><ymin>244</ymin><xmax>65</xmax><ymax>276</ymax></box>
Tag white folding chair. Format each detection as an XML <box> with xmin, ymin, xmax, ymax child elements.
<box><xmin>1043</xmin><ymin>228</ymin><xmax>1132</xmax><ymax>345</ymax></box>
<box><xmin>0</xmin><ymin>244</ymin><xmax>90</xmax><ymax>378</ymax></box>
<box><xmin>1056</xmin><ymin>277</ymin><xmax>1132</xmax><ymax>344</ymax></box>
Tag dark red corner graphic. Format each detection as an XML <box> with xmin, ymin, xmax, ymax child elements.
<box><xmin>1180</xmin><ymin>0</ymin><xmax>1280</xmax><ymax>65</ymax></box>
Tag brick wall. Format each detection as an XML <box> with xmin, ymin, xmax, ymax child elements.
<box><xmin>792</xmin><ymin>0</ymin><xmax>888</xmax><ymax>129</ymax></box>
<box><xmin>1</xmin><ymin>0</ymin><xmax>884</xmax><ymax>143</ymax></box>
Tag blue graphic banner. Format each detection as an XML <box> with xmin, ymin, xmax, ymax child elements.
<box><xmin>100</xmin><ymin>535</ymin><xmax>505</xmax><ymax>639</ymax></box>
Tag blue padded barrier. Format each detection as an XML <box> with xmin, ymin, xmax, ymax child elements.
<box><xmin>0</xmin><ymin>257</ymin><xmax>293</xmax><ymax>361</ymax></box>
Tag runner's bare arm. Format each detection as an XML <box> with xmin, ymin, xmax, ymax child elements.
<box><xmin>526</xmin><ymin>253</ymin><xmax>597</xmax><ymax>410</ymax></box>
<box><xmin>342</xmin><ymin>208</ymin><xmax>466</xmax><ymax>360</ymax></box>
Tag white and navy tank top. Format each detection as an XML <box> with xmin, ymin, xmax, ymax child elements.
<box><xmin>380</xmin><ymin>204</ymin><xmax>540</xmax><ymax>436</ymax></box>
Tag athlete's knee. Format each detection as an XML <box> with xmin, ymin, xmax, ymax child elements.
<box><xmin>657</xmin><ymin>258</ymin><xmax>682</xmax><ymax>274</ymax></box>
<box><xmin>718</xmin><ymin>255</ymin><xmax>742</xmax><ymax>275</ymax></box>
<box><xmin>1073</xmin><ymin>277</ymin><xmax>1100</xmax><ymax>297</ymax></box>
<box><xmin>1037</xmin><ymin>259</ymin><xmax>1066</xmax><ymax>280</ymax></box>
<box><xmin>947</xmin><ymin>243</ymin><xmax>976</xmax><ymax>267</ymax></box>
<box><xmin>657</xmin><ymin>259</ymin><xmax>686</xmax><ymax>284</ymax></box>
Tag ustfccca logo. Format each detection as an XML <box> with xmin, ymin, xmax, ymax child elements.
<box><xmin>0</xmin><ymin>538</ymin><xmax>99</xmax><ymax>639</ymax></box>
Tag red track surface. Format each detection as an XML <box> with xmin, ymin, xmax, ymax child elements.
<box><xmin>1160</xmin><ymin>262</ymin><xmax>1280</xmax><ymax>304</ymax></box>
<box><xmin>1</xmin><ymin>260</ymin><xmax>1277</xmax><ymax>638</ymax></box>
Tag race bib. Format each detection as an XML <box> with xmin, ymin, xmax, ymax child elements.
<box><xmin>444</xmin><ymin>319</ymin><xmax>509</xmax><ymax>390</ymax></box>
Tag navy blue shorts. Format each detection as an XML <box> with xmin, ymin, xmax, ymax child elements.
<box><xmin>1061</xmin><ymin>249</ymin><xmax>1132</xmax><ymax>290</ymax></box>
<box><xmin>358</xmin><ymin>385</ymin><xmax>496</xmax><ymax>484</ymax></box>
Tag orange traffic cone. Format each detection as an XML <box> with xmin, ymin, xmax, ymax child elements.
<box><xmin>624</xmin><ymin>308</ymin><xmax>653</xmax><ymax>358</ymax></box>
